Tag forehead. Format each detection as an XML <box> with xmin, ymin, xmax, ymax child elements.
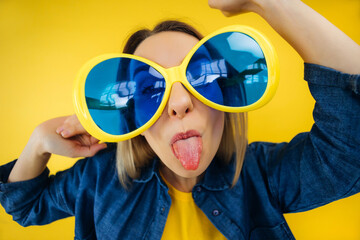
<box><xmin>133</xmin><ymin>31</ymin><xmax>200</xmax><ymax>68</ymax></box>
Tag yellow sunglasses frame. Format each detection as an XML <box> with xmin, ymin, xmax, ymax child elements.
<box><xmin>73</xmin><ymin>25</ymin><xmax>279</xmax><ymax>142</ymax></box>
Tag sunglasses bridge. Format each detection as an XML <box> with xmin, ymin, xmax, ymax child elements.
<box><xmin>163</xmin><ymin>65</ymin><xmax>188</xmax><ymax>87</ymax></box>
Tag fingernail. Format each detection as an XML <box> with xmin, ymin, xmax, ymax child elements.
<box><xmin>56</xmin><ymin>127</ymin><xmax>64</xmax><ymax>134</ymax></box>
<box><xmin>61</xmin><ymin>130</ymin><xmax>70</xmax><ymax>137</ymax></box>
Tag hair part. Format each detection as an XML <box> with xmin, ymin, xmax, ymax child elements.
<box><xmin>116</xmin><ymin>20</ymin><xmax>248</xmax><ymax>189</ymax></box>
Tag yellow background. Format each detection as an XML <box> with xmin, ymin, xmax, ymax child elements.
<box><xmin>0</xmin><ymin>0</ymin><xmax>359</xmax><ymax>239</ymax></box>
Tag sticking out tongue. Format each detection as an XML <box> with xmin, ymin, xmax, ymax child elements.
<box><xmin>172</xmin><ymin>137</ymin><xmax>203</xmax><ymax>170</ymax></box>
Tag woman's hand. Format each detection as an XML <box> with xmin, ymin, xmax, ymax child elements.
<box><xmin>208</xmin><ymin>0</ymin><xmax>262</xmax><ymax>16</ymax></box>
<box><xmin>35</xmin><ymin>115</ymin><xmax>107</xmax><ymax>158</ymax></box>
<box><xmin>209</xmin><ymin>0</ymin><xmax>360</xmax><ymax>74</ymax></box>
<box><xmin>8</xmin><ymin>115</ymin><xmax>107</xmax><ymax>183</ymax></box>
<box><xmin>53</xmin><ymin>115</ymin><xmax>107</xmax><ymax>158</ymax></box>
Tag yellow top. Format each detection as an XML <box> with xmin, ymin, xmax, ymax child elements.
<box><xmin>161</xmin><ymin>175</ymin><xmax>227</xmax><ymax>240</ymax></box>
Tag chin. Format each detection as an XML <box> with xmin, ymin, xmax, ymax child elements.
<box><xmin>176</xmin><ymin>162</ymin><xmax>208</xmax><ymax>178</ymax></box>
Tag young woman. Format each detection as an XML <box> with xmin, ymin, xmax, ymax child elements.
<box><xmin>1</xmin><ymin>0</ymin><xmax>359</xmax><ymax>239</ymax></box>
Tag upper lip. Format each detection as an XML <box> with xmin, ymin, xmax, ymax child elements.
<box><xmin>170</xmin><ymin>130</ymin><xmax>201</xmax><ymax>145</ymax></box>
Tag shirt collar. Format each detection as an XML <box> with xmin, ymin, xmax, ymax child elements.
<box><xmin>198</xmin><ymin>156</ymin><xmax>235</xmax><ymax>191</ymax></box>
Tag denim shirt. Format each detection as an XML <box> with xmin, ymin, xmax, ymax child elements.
<box><xmin>1</xmin><ymin>63</ymin><xmax>360</xmax><ymax>240</ymax></box>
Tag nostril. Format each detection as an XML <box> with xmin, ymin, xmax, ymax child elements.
<box><xmin>172</xmin><ymin>110</ymin><xmax>176</xmax><ymax>116</ymax></box>
<box><xmin>185</xmin><ymin>108</ymin><xmax>189</xmax><ymax>113</ymax></box>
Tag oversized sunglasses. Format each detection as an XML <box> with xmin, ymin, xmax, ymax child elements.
<box><xmin>74</xmin><ymin>25</ymin><xmax>279</xmax><ymax>142</ymax></box>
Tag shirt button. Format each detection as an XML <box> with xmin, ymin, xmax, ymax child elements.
<box><xmin>196</xmin><ymin>186</ymin><xmax>202</xmax><ymax>192</ymax></box>
<box><xmin>161</xmin><ymin>207</ymin><xmax>165</xmax><ymax>213</ymax></box>
<box><xmin>212</xmin><ymin>209</ymin><xmax>220</xmax><ymax>216</ymax></box>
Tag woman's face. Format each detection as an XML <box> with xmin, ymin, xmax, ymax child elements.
<box><xmin>134</xmin><ymin>31</ymin><xmax>225</xmax><ymax>180</ymax></box>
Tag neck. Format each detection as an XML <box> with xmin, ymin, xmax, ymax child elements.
<box><xmin>159</xmin><ymin>165</ymin><xmax>201</xmax><ymax>192</ymax></box>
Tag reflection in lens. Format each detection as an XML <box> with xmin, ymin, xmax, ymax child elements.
<box><xmin>85</xmin><ymin>58</ymin><xmax>165</xmax><ymax>135</ymax></box>
<box><xmin>186</xmin><ymin>32</ymin><xmax>268</xmax><ymax>108</ymax></box>
<box><xmin>131</xmin><ymin>61</ymin><xmax>165</xmax><ymax>129</ymax></box>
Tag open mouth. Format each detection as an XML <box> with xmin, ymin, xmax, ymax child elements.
<box><xmin>171</xmin><ymin>130</ymin><xmax>203</xmax><ymax>170</ymax></box>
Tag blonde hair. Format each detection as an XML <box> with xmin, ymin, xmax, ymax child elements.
<box><xmin>116</xmin><ymin>20</ymin><xmax>248</xmax><ymax>188</ymax></box>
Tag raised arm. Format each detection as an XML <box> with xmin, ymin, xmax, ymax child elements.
<box><xmin>210</xmin><ymin>0</ymin><xmax>360</xmax><ymax>212</ymax></box>
<box><xmin>1</xmin><ymin>115</ymin><xmax>107</xmax><ymax>227</ymax></box>
<box><xmin>209</xmin><ymin>0</ymin><xmax>360</xmax><ymax>74</ymax></box>
<box><xmin>8</xmin><ymin>115</ymin><xmax>106</xmax><ymax>183</ymax></box>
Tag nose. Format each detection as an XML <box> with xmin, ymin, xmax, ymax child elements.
<box><xmin>167</xmin><ymin>82</ymin><xmax>194</xmax><ymax>118</ymax></box>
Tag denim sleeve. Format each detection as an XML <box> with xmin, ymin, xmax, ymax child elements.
<box><xmin>264</xmin><ymin>63</ymin><xmax>360</xmax><ymax>213</ymax></box>
<box><xmin>0</xmin><ymin>159</ymin><xmax>84</xmax><ymax>226</ymax></box>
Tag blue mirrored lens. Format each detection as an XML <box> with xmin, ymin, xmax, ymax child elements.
<box><xmin>85</xmin><ymin>58</ymin><xmax>165</xmax><ymax>135</ymax></box>
<box><xmin>186</xmin><ymin>32</ymin><xmax>268</xmax><ymax>107</ymax></box>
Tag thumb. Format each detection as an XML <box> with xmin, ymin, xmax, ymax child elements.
<box><xmin>73</xmin><ymin>142</ymin><xmax>108</xmax><ymax>158</ymax></box>
<box><xmin>221</xmin><ymin>10</ymin><xmax>237</xmax><ymax>17</ymax></box>
<box><xmin>57</xmin><ymin>115</ymin><xmax>88</xmax><ymax>138</ymax></box>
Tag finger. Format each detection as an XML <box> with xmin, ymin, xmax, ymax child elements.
<box><xmin>222</xmin><ymin>10</ymin><xmax>234</xmax><ymax>17</ymax></box>
<box><xmin>90</xmin><ymin>136</ymin><xmax>102</xmax><ymax>145</ymax></box>
<box><xmin>208</xmin><ymin>0</ymin><xmax>218</xmax><ymax>9</ymax></box>
<box><xmin>208</xmin><ymin>0</ymin><xmax>232</xmax><ymax>11</ymax></box>
<box><xmin>57</xmin><ymin>115</ymin><xmax>87</xmax><ymax>138</ymax></box>
<box><xmin>208</xmin><ymin>0</ymin><xmax>251</xmax><ymax>16</ymax></box>
<box><xmin>74</xmin><ymin>143</ymin><xmax>108</xmax><ymax>158</ymax></box>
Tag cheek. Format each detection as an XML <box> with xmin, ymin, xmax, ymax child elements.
<box><xmin>141</xmin><ymin>117</ymin><xmax>168</xmax><ymax>156</ymax></box>
<box><xmin>199</xmin><ymin>97</ymin><xmax>224</xmax><ymax>133</ymax></box>
<box><xmin>207</xmin><ymin>110</ymin><xmax>225</xmax><ymax>146</ymax></box>
<box><xmin>213</xmin><ymin>110</ymin><xmax>225</xmax><ymax>129</ymax></box>
<box><xmin>141</xmin><ymin>128</ymin><xmax>160</xmax><ymax>150</ymax></box>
